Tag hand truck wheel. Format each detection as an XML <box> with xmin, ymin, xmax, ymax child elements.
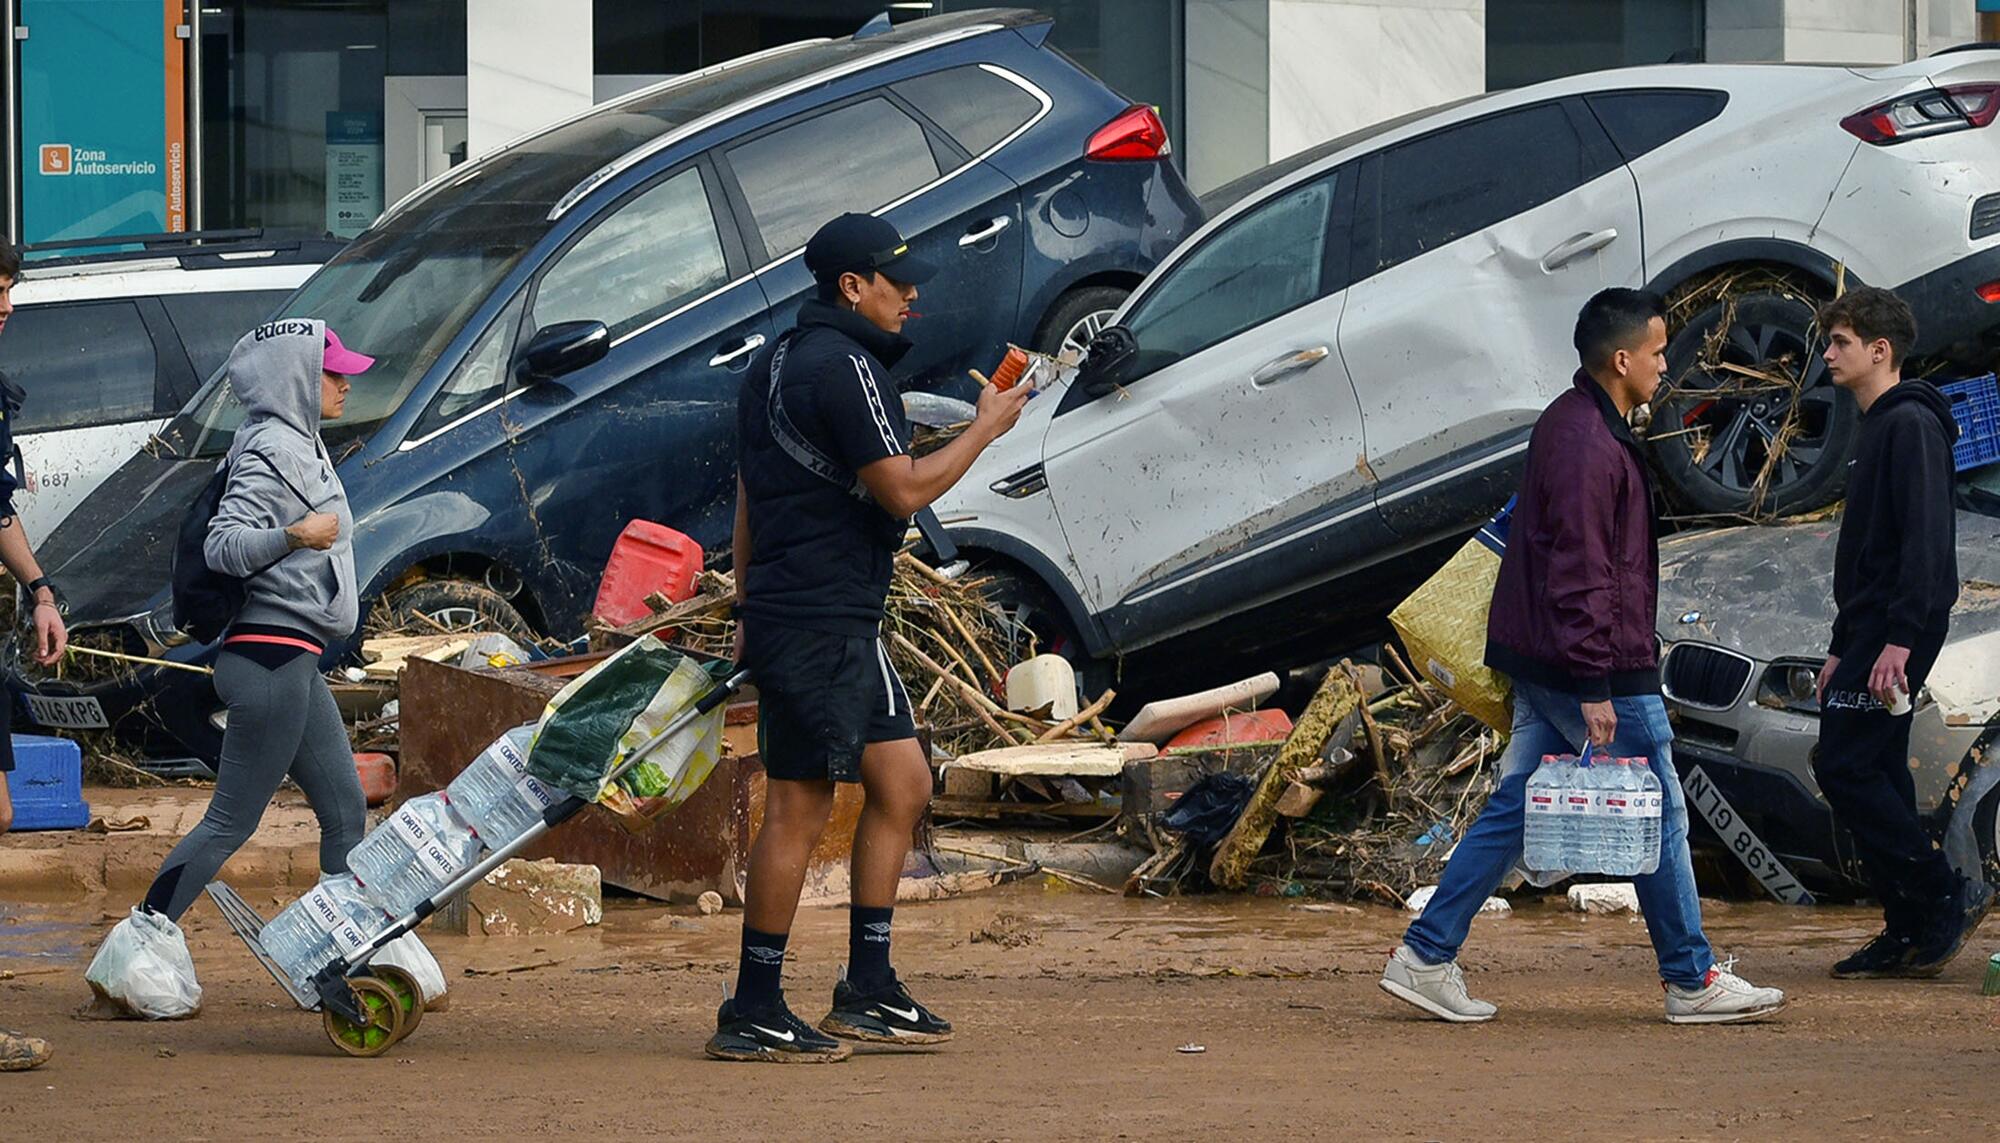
<box><xmin>324</xmin><ymin>975</ymin><xmax>407</xmax><ymax>1057</ymax></box>
<box><xmin>369</xmin><ymin>965</ymin><xmax>425</xmax><ymax>1044</ymax></box>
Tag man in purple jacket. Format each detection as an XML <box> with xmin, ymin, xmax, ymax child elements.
<box><xmin>1379</xmin><ymin>288</ymin><xmax>1786</xmax><ymax>1025</ymax></box>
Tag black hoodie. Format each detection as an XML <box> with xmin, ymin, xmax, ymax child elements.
<box><xmin>1829</xmin><ymin>379</ymin><xmax>1960</xmax><ymax>657</ymax></box>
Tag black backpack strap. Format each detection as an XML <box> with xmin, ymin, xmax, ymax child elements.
<box><xmin>763</xmin><ymin>331</ymin><xmax>871</xmax><ymax>503</ymax></box>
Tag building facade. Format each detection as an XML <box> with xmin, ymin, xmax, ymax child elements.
<box><xmin>0</xmin><ymin>1</ymin><xmax>1983</xmax><ymax>247</ymax></box>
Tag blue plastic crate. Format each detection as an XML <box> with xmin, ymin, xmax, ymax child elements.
<box><xmin>1941</xmin><ymin>374</ymin><xmax>2000</xmax><ymax>472</ymax></box>
<box><xmin>5</xmin><ymin>735</ymin><xmax>91</xmax><ymax>831</ymax></box>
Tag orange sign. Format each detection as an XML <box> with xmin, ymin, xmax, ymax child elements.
<box><xmin>39</xmin><ymin>144</ymin><xmax>73</xmax><ymax>176</ymax></box>
<box><xmin>163</xmin><ymin>0</ymin><xmax>186</xmax><ymax>231</ymax></box>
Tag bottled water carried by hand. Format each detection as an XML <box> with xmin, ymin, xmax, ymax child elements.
<box><xmin>1633</xmin><ymin>758</ymin><xmax>1663</xmax><ymax>876</ymax></box>
<box><xmin>1559</xmin><ymin>753</ymin><xmax>1597</xmax><ymax>871</ymax></box>
<box><xmin>1523</xmin><ymin>755</ymin><xmax>1567</xmax><ymax>873</ymax></box>
<box><xmin>447</xmin><ymin>724</ymin><xmax>558</xmax><ymax>851</ymax></box>
<box><xmin>259</xmin><ymin>873</ymin><xmax>389</xmax><ymax>994</ymax></box>
<box><xmin>348</xmin><ymin>793</ymin><xmax>483</xmax><ymax>917</ymax></box>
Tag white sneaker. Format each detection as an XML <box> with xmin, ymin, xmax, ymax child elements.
<box><xmin>1663</xmin><ymin>960</ymin><xmax>1786</xmax><ymax>1025</ymax></box>
<box><xmin>1379</xmin><ymin>945</ymin><xmax>1497</xmax><ymax>1023</ymax></box>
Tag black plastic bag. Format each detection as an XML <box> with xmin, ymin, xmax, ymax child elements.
<box><xmin>1161</xmin><ymin>772</ymin><xmax>1256</xmax><ymax>849</ymax></box>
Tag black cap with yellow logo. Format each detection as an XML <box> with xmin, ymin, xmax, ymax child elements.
<box><xmin>803</xmin><ymin>212</ymin><xmax>938</xmax><ymax>286</ymax></box>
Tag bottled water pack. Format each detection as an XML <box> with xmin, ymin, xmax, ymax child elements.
<box><xmin>447</xmin><ymin>724</ymin><xmax>558</xmax><ymax>851</ymax></box>
<box><xmin>347</xmin><ymin>792</ymin><xmax>484</xmax><ymax>917</ymax></box>
<box><xmin>1522</xmin><ymin>751</ymin><xmax>1661</xmax><ymax>877</ymax></box>
<box><xmin>259</xmin><ymin>873</ymin><xmax>390</xmax><ymax>994</ymax></box>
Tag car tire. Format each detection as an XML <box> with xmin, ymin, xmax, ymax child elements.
<box><xmin>1031</xmin><ymin>285</ymin><xmax>1129</xmax><ymax>360</ymax></box>
<box><xmin>1651</xmin><ymin>292</ymin><xmax>1857</xmax><ymax>518</ymax></box>
<box><xmin>1974</xmin><ymin>783</ymin><xmax>2000</xmax><ymax>887</ymax></box>
<box><xmin>976</xmin><ymin>564</ymin><xmax>1110</xmax><ymax>699</ymax></box>
<box><xmin>381</xmin><ymin>578</ymin><xmax>532</xmax><ymax>638</ymax></box>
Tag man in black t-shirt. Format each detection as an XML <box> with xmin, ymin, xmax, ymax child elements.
<box><xmin>709</xmin><ymin>214</ymin><xmax>1031</xmax><ymax>1063</ymax></box>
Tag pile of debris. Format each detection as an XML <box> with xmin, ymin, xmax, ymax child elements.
<box><xmin>601</xmin><ymin>552</ymin><xmax>1115</xmax><ymax>759</ymax></box>
<box><xmin>1125</xmin><ymin>655</ymin><xmax>1500</xmax><ymax>907</ymax></box>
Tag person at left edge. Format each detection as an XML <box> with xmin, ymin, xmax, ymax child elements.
<box><xmin>711</xmin><ymin>213</ymin><xmax>1033</xmax><ymax>1063</ymax></box>
<box><xmin>0</xmin><ymin>238</ymin><xmax>67</xmax><ymax>1071</ymax></box>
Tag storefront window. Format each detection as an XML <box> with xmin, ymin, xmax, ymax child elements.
<box><xmin>1488</xmin><ymin>0</ymin><xmax>1705</xmax><ymax>90</ymax></box>
<box><xmin>199</xmin><ymin>1</ymin><xmax>461</xmax><ymax>236</ymax></box>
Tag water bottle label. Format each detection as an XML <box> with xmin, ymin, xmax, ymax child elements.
<box><xmin>1562</xmin><ymin>793</ymin><xmax>1591</xmax><ymax>815</ymax></box>
<box><xmin>390</xmin><ymin>806</ymin><xmax>434</xmax><ymax>850</ymax></box>
<box><xmin>515</xmin><ymin>775</ymin><xmax>555</xmax><ymax>811</ymax></box>
<box><xmin>1527</xmin><ymin>793</ymin><xmax>1559</xmax><ymax>815</ymax></box>
<box><xmin>1636</xmin><ymin>792</ymin><xmax>1664</xmax><ymax>818</ymax></box>
<box><xmin>1604</xmin><ymin>795</ymin><xmax>1631</xmax><ymax>817</ymax></box>
<box><xmin>302</xmin><ymin>886</ymin><xmax>346</xmax><ymax>936</ymax></box>
<box><xmin>494</xmin><ymin>737</ymin><xmax>529</xmax><ymax>778</ymax></box>
<box><xmin>328</xmin><ymin>918</ymin><xmax>370</xmax><ymax>955</ymax></box>
<box><xmin>416</xmin><ymin>839</ymin><xmax>462</xmax><ymax>882</ymax></box>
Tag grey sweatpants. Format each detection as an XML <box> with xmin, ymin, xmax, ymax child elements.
<box><xmin>144</xmin><ymin>651</ymin><xmax>366</xmax><ymax>919</ymax></box>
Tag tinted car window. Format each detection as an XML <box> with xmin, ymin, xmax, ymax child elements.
<box><xmin>162</xmin><ymin>289</ymin><xmax>292</xmax><ymax>379</ymax></box>
<box><xmin>895</xmin><ymin>65</ymin><xmax>1042</xmax><ymax>156</ymax></box>
<box><xmin>1121</xmin><ymin>174</ymin><xmax>1337</xmax><ymax>376</ymax></box>
<box><xmin>728</xmin><ymin>97</ymin><xmax>942</xmax><ymax>258</ymax></box>
<box><xmin>1376</xmin><ymin>102</ymin><xmax>1612</xmax><ymax>272</ymax></box>
<box><xmin>534</xmin><ymin>166</ymin><xmax>730</xmax><ymax>339</ymax></box>
<box><xmin>1586</xmin><ymin>90</ymin><xmax>1728</xmax><ymax>162</ymax></box>
<box><xmin>413</xmin><ymin>290</ymin><xmax>527</xmax><ymax>439</ymax></box>
<box><xmin>3</xmin><ymin>301</ymin><xmax>159</xmax><ymax>432</ymax></box>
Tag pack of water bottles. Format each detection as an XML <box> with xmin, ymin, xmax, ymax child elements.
<box><xmin>446</xmin><ymin>724</ymin><xmax>558</xmax><ymax>852</ymax></box>
<box><xmin>259</xmin><ymin>872</ymin><xmax>395</xmax><ymax>995</ymax></box>
<box><xmin>347</xmin><ymin>791</ymin><xmax>486</xmax><ymax>917</ymax></box>
<box><xmin>1522</xmin><ymin>747</ymin><xmax>1663</xmax><ymax>877</ymax></box>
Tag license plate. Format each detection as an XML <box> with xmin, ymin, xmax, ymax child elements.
<box><xmin>22</xmin><ymin>693</ymin><xmax>109</xmax><ymax>730</ymax></box>
<box><xmin>1682</xmin><ymin>764</ymin><xmax>1814</xmax><ymax>905</ymax></box>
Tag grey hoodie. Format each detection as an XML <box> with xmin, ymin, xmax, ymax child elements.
<box><xmin>203</xmin><ymin>318</ymin><xmax>358</xmax><ymax>644</ymax></box>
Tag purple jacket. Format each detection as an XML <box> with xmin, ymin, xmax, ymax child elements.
<box><xmin>1484</xmin><ymin>370</ymin><xmax>1661</xmax><ymax>701</ymax></box>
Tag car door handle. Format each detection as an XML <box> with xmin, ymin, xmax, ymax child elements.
<box><xmin>1540</xmin><ymin>228</ymin><xmax>1619</xmax><ymax>272</ymax></box>
<box><xmin>959</xmin><ymin>216</ymin><xmax>1012</xmax><ymax>247</ymax></box>
<box><xmin>1250</xmin><ymin>345</ymin><xmax>1330</xmax><ymax>388</ymax></box>
<box><xmin>708</xmin><ymin>333</ymin><xmax>766</xmax><ymax>370</ymax></box>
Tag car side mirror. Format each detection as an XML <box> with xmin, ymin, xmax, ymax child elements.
<box><xmin>515</xmin><ymin>320</ymin><xmax>610</xmax><ymax>385</ymax></box>
<box><xmin>1075</xmin><ymin>323</ymin><xmax>1138</xmax><ymax>400</ymax></box>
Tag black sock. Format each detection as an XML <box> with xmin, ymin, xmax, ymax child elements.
<box><xmin>849</xmin><ymin>905</ymin><xmax>895</xmax><ymax>991</ymax></box>
<box><xmin>735</xmin><ymin>927</ymin><xmax>788</xmax><ymax>1013</ymax></box>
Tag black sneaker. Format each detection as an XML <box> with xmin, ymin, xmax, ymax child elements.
<box><xmin>1904</xmin><ymin>878</ymin><xmax>1996</xmax><ymax>978</ymax></box>
<box><xmin>705</xmin><ymin>995</ymin><xmax>852</xmax><ymax>1063</ymax></box>
<box><xmin>819</xmin><ymin>975</ymin><xmax>954</xmax><ymax>1045</ymax></box>
<box><xmin>1829</xmin><ymin>929</ymin><xmax>1915</xmax><ymax>979</ymax></box>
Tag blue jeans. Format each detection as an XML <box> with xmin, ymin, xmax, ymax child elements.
<box><xmin>1402</xmin><ymin>679</ymin><xmax>1715</xmax><ymax>989</ymax></box>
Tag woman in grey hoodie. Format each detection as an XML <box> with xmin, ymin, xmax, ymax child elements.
<box><xmin>142</xmin><ymin>319</ymin><xmax>374</xmax><ymax>921</ymax></box>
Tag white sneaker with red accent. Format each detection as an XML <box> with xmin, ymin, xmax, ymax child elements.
<box><xmin>1663</xmin><ymin>960</ymin><xmax>1785</xmax><ymax>1024</ymax></box>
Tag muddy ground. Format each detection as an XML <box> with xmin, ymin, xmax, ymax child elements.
<box><xmin>2</xmin><ymin>884</ymin><xmax>1996</xmax><ymax>1141</ymax></box>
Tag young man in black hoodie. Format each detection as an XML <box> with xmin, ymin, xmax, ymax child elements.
<box><xmin>711</xmin><ymin>214</ymin><xmax>1031</xmax><ymax>1062</ymax></box>
<box><xmin>1813</xmin><ymin>286</ymin><xmax>1990</xmax><ymax>978</ymax></box>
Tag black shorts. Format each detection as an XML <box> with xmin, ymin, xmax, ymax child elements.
<box><xmin>745</xmin><ymin>619</ymin><xmax>915</xmax><ymax>783</ymax></box>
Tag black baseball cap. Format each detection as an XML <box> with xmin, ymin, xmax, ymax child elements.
<box><xmin>804</xmin><ymin>212</ymin><xmax>937</xmax><ymax>286</ymax></box>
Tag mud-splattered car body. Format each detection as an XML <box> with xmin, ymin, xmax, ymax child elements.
<box><xmin>1655</xmin><ymin>481</ymin><xmax>2000</xmax><ymax>900</ymax></box>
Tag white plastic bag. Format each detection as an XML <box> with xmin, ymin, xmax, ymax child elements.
<box><xmin>84</xmin><ymin>907</ymin><xmax>203</xmax><ymax>1020</ymax></box>
<box><xmin>371</xmin><ymin>931</ymin><xmax>449</xmax><ymax>1012</ymax></box>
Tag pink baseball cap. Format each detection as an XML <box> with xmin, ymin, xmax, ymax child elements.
<box><xmin>323</xmin><ymin>327</ymin><xmax>376</xmax><ymax>376</ymax></box>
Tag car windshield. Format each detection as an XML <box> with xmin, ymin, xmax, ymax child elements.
<box><xmin>167</xmin><ymin>207</ymin><xmax>539</xmax><ymax>457</ymax></box>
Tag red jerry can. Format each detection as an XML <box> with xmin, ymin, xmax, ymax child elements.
<box><xmin>1164</xmin><ymin>708</ymin><xmax>1295</xmax><ymax>754</ymax></box>
<box><xmin>354</xmin><ymin>753</ymin><xmax>397</xmax><ymax>807</ymax></box>
<box><xmin>592</xmin><ymin>521</ymin><xmax>705</xmax><ymax>629</ymax></box>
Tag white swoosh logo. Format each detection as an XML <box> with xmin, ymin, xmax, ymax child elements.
<box><xmin>879</xmin><ymin>1004</ymin><xmax>919</xmax><ymax>1022</ymax></box>
<box><xmin>751</xmin><ymin>1024</ymin><xmax>795</xmax><ymax>1042</ymax></box>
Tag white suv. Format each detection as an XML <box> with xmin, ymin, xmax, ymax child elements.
<box><xmin>937</xmin><ymin>49</ymin><xmax>2000</xmax><ymax>679</ymax></box>
<box><xmin>4</xmin><ymin>233</ymin><xmax>337</xmax><ymax>537</ymax></box>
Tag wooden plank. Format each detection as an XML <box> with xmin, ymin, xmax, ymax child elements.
<box><xmin>1117</xmin><ymin>672</ymin><xmax>1281</xmax><ymax>744</ymax></box>
<box><xmin>930</xmin><ymin>796</ymin><xmax>1115</xmax><ymax>820</ymax></box>
<box><xmin>951</xmin><ymin>741</ymin><xmax>1157</xmax><ymax>778</ymax></box>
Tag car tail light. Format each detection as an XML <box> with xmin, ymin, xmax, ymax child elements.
<box><xmin>1978</xmin><ymin>280</ymin><xmax>2000</xmax><ymax>303</ymax></box>
<box><xmin>1086</xmin><ymin>104</ymin><xmax>1171</xmax><ymax>161</ymax></box>
<box><xmin>1841</xmin><ymin>83</ymin><xmax>2000</xmax><ymax>144</ymax></box>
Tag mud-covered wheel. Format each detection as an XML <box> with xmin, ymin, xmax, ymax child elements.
<box><xmin>369</xmin><ymin>965</ymin><xmax>425</xmax><ymax>1044</ymax></box>
<box><xmin>1651</xmin><ymin>292</ymin><xmax>1857</xmax><ymax>518</ymax></box>
<box><xmin>324</xmin><ymin>976</ymin><xmax>406</xmax><ymax>1057</ymax></box>
<box><xmin>382</xmin><ymin>578</ymin><xmax>531</xmax><ymax>637</ymax></box>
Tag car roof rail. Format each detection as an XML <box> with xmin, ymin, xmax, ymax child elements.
<box><xmin>20</xmin><ymin>228</ymin><xmax>346</xmax><ymax>273</ymax></box>
<box><xmin>547</xmin><ymin>17</ymin><xmax>1014</xmax><ymax>220</ymax></box>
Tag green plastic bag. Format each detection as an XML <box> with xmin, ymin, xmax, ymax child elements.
<box><xmin>527</xmin><ymin>636</ymin><xmax>717</xmax><ymax>800</ymax></box>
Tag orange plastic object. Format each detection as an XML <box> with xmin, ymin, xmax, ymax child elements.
<box><xmin>989</xmin><ymin>345</ymin><xmax>1030</xmax><ymax>391</ymax></box>
<box><xmin>354</xmin><ymin>753</ymin><xmax>397</xmax><ymax>807</ymax></box>
<box><xmin>1163</xmin><ymin>709</ymin><xmax>1295</xmax><ymax>754</ymax></box>
<box><xmin>592</xmin><ymin>520</ymin><xmax>705</xmax><ymax>628</ymax></box>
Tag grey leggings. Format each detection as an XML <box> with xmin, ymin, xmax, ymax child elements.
<box><xmin>144</xmin><ymin>651</ymin><xmax>366</xmax><ymax>919</ymax></box>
